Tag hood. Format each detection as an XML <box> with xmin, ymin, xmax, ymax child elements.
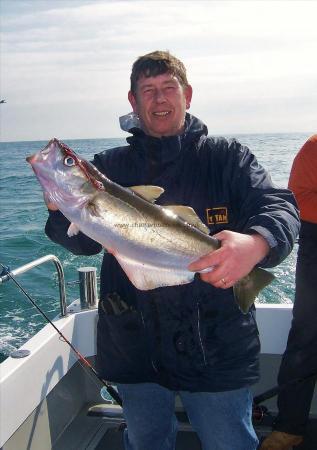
<box><xmin>119</xmin><ymin>112</ymin><xmax>208</xmax><ymax>165</ymax></box>
<box><xmin>119</xmin><ymin>111</ymin><xmax>208</xmax><ymax>138</ymax></box>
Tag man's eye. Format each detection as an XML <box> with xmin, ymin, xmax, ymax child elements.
<box><xmin>64</xmin><ymin>156</ymin><xmax>76</xmax><ymax>167</ymax></box>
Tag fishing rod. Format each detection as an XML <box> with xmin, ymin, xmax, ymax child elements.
<box><xmin>252</xmin><ymin>371</ymin><xmax>317</xmax><ymax>426</ymax></box>
<box><xmin>253</xmin><ymin>371</ymin><xmax>317</xmax><ymax>405</ymax></box>
<box><xmin>0</xmin><ymin>262</ymin><xmax>122</xmax><ymax>406</ymax></box>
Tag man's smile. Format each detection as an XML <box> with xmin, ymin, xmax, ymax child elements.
<box><xmin>153</xmin><ymin>111</ymin><xmax>171</xmax><ymax>117</ymax></box>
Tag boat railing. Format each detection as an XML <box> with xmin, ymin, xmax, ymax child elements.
<box><xmin>0</xmin><ymin>255</ymin><xmax>99</xmax><ymax>317</ymax></box>
<box><xmin>0</xmin><ymin>254</ymin><xmax>68</xmax><ymax>317</ymax></box>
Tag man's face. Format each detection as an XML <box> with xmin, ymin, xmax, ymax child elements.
<box><xmin>128</xmin><ymin>72</ymin><xmax>192</xmax><ymax>138</ymax></box>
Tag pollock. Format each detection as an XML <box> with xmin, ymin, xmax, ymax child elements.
<box><xmin>27</xmin><ymin>138</ymin><xmax>274</xmax><ymax>313</ymax></box>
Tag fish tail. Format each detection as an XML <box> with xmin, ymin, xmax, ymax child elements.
<box><xmin>233</xmin><ymin>267</ymin><xmax>275</xmax><ymax>314</ymax></box>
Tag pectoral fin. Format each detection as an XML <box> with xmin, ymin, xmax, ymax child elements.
<box><xmin>233</xmin><ymin>267</ymin><xmax>275</xmax><ymax>313</ymax></box>
<box><xmin>67</xmin><ymin>222</ymin><xmax>80</xmax><ymax>237</ymax></box>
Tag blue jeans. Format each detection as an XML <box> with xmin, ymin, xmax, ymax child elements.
<box><xmin>117</xmin><ymin>383</ymin><xmax>258</xmax><ymax>450</ymax></box>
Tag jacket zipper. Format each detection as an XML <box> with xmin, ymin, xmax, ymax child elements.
<box><xmin>140</xmin><ymin>309</ymin><xmax>159</xmax><ymax>373</ymax></box>
<box><xmin>197</xmin><ymin>302</ymin><xmax>207</xmax><ymax>366</ymax></box>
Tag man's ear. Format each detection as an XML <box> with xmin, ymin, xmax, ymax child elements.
<box><xmin>185</xmin><ymin>85</ymin><xmax>193</xmax><ymax>110</ymax></box>
<box><xmin>128</xmin><ymin>91</ymin><xmax>137</xmax><ymax>113</ymax></box>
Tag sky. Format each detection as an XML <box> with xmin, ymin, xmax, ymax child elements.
<box><xmin>1</xmin><ymin>0</ymin><xmax>316</xmax><ymax>142</ymax></box>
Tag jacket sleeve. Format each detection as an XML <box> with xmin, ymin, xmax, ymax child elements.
<box><xmin>288</xmin><ymin>134</ymin><xmax>317</xmax><ymax>224</ymax></box>
<box><xmin>45</xmin><ymin>210</ymin><xmax>102</xmax><ymax>256</ymax></box>
<box><xmin>215</xmin><ymin>138</ymin><xmax>300</xmax><ymax>268</ymax></box>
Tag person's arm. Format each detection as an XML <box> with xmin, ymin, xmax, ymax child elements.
<box><xmin>45</xmin><ymin>208</ymin><xmax>102</xmax><ymax>256</ymax></box>
<box><xmin>288</xmin><ymin>135</ymin><xmax>317</xmax><ymax>223</ymax></box>
<box><xmin>189</xmin><ymin>138</ymin><xmax>300</xmax><ymax>288</ymax></box>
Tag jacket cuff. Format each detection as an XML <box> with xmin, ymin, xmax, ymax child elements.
<box><xmin>246</xmin><ymin>226</ymin><xmax>278</xmax><ymax>267</ymax></box>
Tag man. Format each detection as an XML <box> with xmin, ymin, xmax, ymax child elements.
<box><xmin>260</xmin><ymin>135</ymin><xmax>317</xmax><ymax>450</ymax></box>
<box><xmin>45</xmin><ymin>51</ymin><xmax>299</xmax><ymax>450</ymax></box>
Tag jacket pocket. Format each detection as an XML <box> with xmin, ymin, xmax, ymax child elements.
<box><xmin>97</xmin><ymin>306</ymin><xmax>152</xmax><ymax>379</ymax></box>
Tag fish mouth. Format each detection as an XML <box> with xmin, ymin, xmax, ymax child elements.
<box><xmin>26</xmin><ymin>152</ymin><xmax>57</xmax><ymax>193</ymax></box>
<box><xmin>26</xmin><ymin>138</ymin><xmax>60</xmax><ymax>165</ymax></box>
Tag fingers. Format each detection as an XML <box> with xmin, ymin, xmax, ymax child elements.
<box><xmin>189</xmin><ymin>253</ymin><xmax>234</xmax><ymax>289</ymax></box>
<box><xmin>188</xmin><ymin>245</ymin><xmax>230</xmax><ymax>288</ymax></box>
<box><xmin>46</xmin><ymin>202</ymin><xmax>59</xmax><ymax>211</ymax></box>
<box><xmin>188</xmin><ymin>251</ymin><xmax>220</xmax><ymax>273</ymax></box>
<box><xmin>199</xmin><ymin>266</ymin><xmax>234</xmax><ymax>289</ymax></box>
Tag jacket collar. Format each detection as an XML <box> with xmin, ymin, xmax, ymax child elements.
<box><xmin>119</xmin><ymin>112</ymin><xmax>208</xmax><ymax>165</ymax></box>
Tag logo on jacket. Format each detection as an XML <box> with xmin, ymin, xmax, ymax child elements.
<box><xmin>206</xmin><ymin>207</ymin><xmax>228</xmax><ymax>225</ymax></box>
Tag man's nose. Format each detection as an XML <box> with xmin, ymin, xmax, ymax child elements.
<box><xmin>154</xmin><ymin>89</ymin><xmax>167</xmax><ymax>103</ymax></box>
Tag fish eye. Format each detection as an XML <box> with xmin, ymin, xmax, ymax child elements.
<box><xmin>64</xmin><ymin>156</ymin><xmax>76</xmax><ymax>167</ymax></box>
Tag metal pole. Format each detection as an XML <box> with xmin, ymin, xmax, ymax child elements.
<box><xmin>0</xmin><ymin>254</ymin><xmax>67</xmax><ymax>317</ymax></box>
<box><xmin>78</xmin><ymin>267</ymin><xmax>98</xmax><ymax>309</ymax></box>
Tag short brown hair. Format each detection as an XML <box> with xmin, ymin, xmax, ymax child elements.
<box><xmin>130</xmin><ymin>50</ymin><xmax>189</xmax><ymax>94</ymax></box>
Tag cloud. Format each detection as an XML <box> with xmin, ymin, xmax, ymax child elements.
<box><xmin>1</xmin><ymin>0</ymin><xmax>317</xmax><ymax>141</ymax></box>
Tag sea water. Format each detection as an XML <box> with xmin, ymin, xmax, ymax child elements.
<box><xmin>0</xmin><ymin>133</ymin><xmax>312</xmax><ymax>362</ymax></box>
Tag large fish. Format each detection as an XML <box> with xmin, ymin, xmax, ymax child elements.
<box><xmin>26</xmin><ymin>138</ymin><xmax>274</xmax><ymax>313</ymax></box>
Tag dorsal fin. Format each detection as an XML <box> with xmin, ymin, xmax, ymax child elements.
<box><xmin>163</xmin><ymin>205</ymin><xmax>210</xmax><ymax>234</ymax></box>
<box><xmin>129</xmin><ymin>185</ymin><xmax>164</xmax><ymax>203</ymax></box>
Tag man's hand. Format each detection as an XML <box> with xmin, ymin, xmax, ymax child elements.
<box><xmin>188</xmin><ymin>230</ymin><xmax>270</xmax><ymax>289</ymax></box>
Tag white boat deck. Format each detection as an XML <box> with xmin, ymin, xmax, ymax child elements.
<box><xmin>1</xmin><ymin>300</ymin><xmax>316</xmax><ymax>450</ymax></box>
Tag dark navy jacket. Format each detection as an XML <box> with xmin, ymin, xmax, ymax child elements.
<box><xmin>45</xmin><ymin>114</ymin><xmax>299</xmax><ymax>392</ymax></box>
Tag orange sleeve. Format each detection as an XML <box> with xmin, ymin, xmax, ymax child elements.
<box><xmin>288</xmin><ymin>135</ymin><xmax>317</xmax><ymax>224</ymax></box>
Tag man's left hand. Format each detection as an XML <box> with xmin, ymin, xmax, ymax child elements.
<box><xmin>188</xmin><ymin>230</ymin><xmax>270</xmax><ymax>289</ymax></box>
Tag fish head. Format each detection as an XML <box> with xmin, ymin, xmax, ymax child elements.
<box><xmin>26</xmin><ymin>138</ymin><xmax>104</xmax><ymax>210</ymax></box>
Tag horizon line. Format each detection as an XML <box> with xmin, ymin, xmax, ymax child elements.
<box><xmin>1</xmin><ymin>130</ymin><xmax>315</xmax><ymax>145</ymax></box>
